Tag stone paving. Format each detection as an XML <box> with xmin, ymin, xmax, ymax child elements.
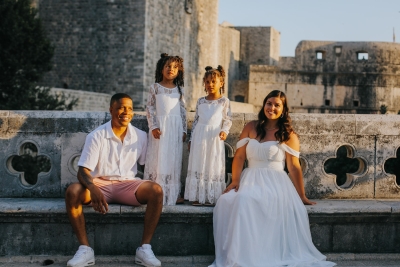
<box><xmin>1</xmin><ymin>254</ymin><xmax>400</xmax><ymax>267</ymax></box>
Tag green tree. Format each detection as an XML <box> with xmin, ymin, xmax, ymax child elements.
<box><xmin>0</xmin><ymin>0</ymin><xmax>76</xmax><ymax>110</ymax></box>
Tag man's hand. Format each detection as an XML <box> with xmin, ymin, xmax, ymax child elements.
<box><xmin>219</xmin><ymin>131</ymin><xmax>227</xmax><ymax>141</ymax></box>
<box><xmin>87</xmin><ymin>184</ymin><xmax>108</xmax><ymax>214</ymax></box>
<box><xmin>152</xmin><ymin>128</ymin><xmax>161</xmax><ymax>139</ymax></box>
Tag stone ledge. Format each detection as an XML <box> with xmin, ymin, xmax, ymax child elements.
<box><xmin>1</xmin><ymin>198</ymin><xmax>400</xmax><ymax>255</ymax></box>
<box><xmin>1</xmin><ymin>198</ymin><xmax>399</xmax><ymax>215</ymax></box>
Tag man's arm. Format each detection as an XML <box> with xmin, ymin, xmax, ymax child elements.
<box><xmin>77</xmin><ymin>166</ymin><xmax>109</xmax><ymax>214</ymax></box>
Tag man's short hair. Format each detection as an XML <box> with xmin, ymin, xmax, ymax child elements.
<box><xmin>110</xmin><ymin>93</ymin><xmax>133</xmax><ymax>107</ymax></box>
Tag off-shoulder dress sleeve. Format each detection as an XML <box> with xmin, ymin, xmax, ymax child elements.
<box><xmin>279</xmin><ymin>143</ymin><xmax>300</xmax><ymax>158</ymax></box>
<box><xmin>146</xmin><ymin>84</ymin><xmax>159</xmax><ymax>131</ymax></box>
<box><xmin>221</xmin><ymin>98</ymin><xmax>232</xmax><ymax>135</ymax></box>
<box><xmin>236</xmin><ymin>137</ymin><xmax>250</xmax><ymax>149</ymax></box>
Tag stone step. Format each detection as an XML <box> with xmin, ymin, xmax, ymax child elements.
<box><xmin>0</xmin><ymin>198</ymin><xmax>400</xmax><ymax>256</ymax></box>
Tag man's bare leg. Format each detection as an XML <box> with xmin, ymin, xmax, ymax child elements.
<box><xmin>65</xmin><ymin>183</ymin><xmax>92</xmax><ymax>246</ymax></box>
<box><xmin>135</xmin><ymin>182</ymin><xmax>163</xmax><ymax>245</ymax></box>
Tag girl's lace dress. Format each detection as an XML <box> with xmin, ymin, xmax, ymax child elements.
<box><xmin>184</xmin><ymin>96</ymin><xmax>232</xmax><ymax>204</ymax></box>
<box><xmin>144</xmin><ymin>83</ymin><xmax>187</xmax><ymax>205</ymax></box>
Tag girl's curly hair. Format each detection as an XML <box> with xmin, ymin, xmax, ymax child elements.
<box><xmin>256</xmin><ymin>90</ymin><xmax>296</xmax><ymax>143</ymax></box>
<box><xmin>203</xmin><ymin>65</ymin><xmax>226</xmax><ymax>94</ymax></box>
<box><xmin>155</xmin><ymin>53</ymin><xmax>184</xmax><ymax>99</ymax></box>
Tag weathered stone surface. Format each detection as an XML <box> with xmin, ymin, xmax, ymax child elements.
<box><xmin>356</xmin><ymin>115</ymin><xmax>400</xmax><ymax>136</ymax></box>
<box><xmin>0</xmin><ymin>198</ymin><xmax>399</xmax><ymax>255</ymax></box>
<box><xmin>375</xmin><ymin>136</ymin><xmax>400</xmax><ymax>198</ymax></box>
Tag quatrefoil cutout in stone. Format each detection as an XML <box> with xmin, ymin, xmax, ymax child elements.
<box><xmin>324</xmin><ymin>145</ymin><xmax>367</xmax><ymax>190</ymax></box>
<box><xmin>384</xmin><ymin>147</ymin><xmax>400</xmax><ymax>186</ymax></box>
<box><xmin>6</xmin><ymin>142</ymin><xmax>51</xmax><ymax>187</ymax></box>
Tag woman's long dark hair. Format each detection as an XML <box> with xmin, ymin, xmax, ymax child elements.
<box><xmin>256</xmin><ymin>90</ymin><xmax>296</xmax><ymax>143</ymax></box>
<box><xmin>155</xmin><ymin>53</ymin><xmax>184</xmax><ymax>99</ymax></box>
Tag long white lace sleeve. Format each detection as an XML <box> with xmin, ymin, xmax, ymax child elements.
<box><xmin>221</xmin><ymin>98</ymin><xmax>232</xmax><ymax>134</ymax></box>
<box><xmin>189</xmin><ymin>99</ymin><xmax>200</xmax><ymax>142</ymax></box>
<box><xmin>179</xmin><ymin>87</ymin><xmax>187</xmax><ymax>133</ymax></box>
<box><xmin>146</xmin><ymin>84</ymin><xmax>159</xmax><ymax>131</ymax></box>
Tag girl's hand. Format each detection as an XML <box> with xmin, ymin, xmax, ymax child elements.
<box><xmin>224</xmin><ymin>181</ymin><xmax>239</xmax><ymax>193</ymax></box>
<box><xmin>183</xmin><ymin>132</ymin><xmax>187</xmax><ymax>142</ymax></box>
<box><xmin>219</xmin><ymin>131</ymin><xmax>227</xmax><ymax>140</ymax></box>
<box><xmin>301</xmin><ymin>196</ymin><xmax>316</xmax><ymax>205</ymax></box>
<box><xmin>152</xmin><ymin>128</ymin><xmax>161</xmax><ymax>139</ymax></box>
<box><xmin>188</xmin><ymin>141</ymin><xmax>191</xmax><ymax>152</ymax></box>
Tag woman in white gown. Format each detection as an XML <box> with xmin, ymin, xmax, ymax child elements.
<box><xmin>209</xmin><ymin>90</ymin><xmax>336</xmax><ymax>267</ymax></box>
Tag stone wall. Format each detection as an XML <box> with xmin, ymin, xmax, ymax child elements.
<box><xmin>50</xmin><ymin>88</ymin><xmax>111</xmax><ymax>111</ymax></box>
<box><xmin>247</xmin><ymin>64</ymin><xmax>400</xmax><ymax>113</ymax></box>
<box><xmin>218</xmin><ymin>24</ymin><xmax>240</xmax><ymax>99</ymax></box>
<box><xmin>38</xmin><ymin>0</ymin><xmax>147</xmax><ymax>107</ymax></box>
<box><xmin>0</xmin><ymin>111</ymin><xmax>399</xmax><ymax>199</ymax></box>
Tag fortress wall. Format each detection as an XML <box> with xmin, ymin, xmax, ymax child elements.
<box><xmin>38</xmin><ymin>0</ymin><xmax>147</xmax><ymax>107</ymax></box>
<box><xmin>268</xmin><ymin>27</ymin><xmax>281</xmax><ymax>65</ymax></box>
<box><xmin>143</xmin><ymin>0</ymin><xmax>219</xmax><ymax>111</ymax></box>
<box><xmin>0</xmin><ymin>111</ymin><xmax>399</xmax><ymax>199</ymax></box>
<box><xmin>248</xmin><ymin>65</ymin><xmax>400</xmax><ymax>113</ymax></box>
<box><xmin>294</xmin><ymin>41</ymin><xmax>400</xmax><ymax>74</ymax></box>
<box><xmin>218</xmin><ymin>25</ymin><xmax>241</xmax><ymax>99</ymax></box>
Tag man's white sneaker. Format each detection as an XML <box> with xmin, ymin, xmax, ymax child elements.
<box><xmin>67</xmin><ymin>245</ymin><xmax>95</xmax><ymax>267</ymax></box>
<box><xmin>135</xmin><ymin>244</ymin><xmax>161</xmax><ymax>267</ymax></box>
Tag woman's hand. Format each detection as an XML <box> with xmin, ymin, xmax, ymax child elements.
<box><xmin>152</xmin><ymin>128</ymin><xmax>161</xmax><ymax>139</ymax></box>
<box><xmin>224</xmin><ymin>181</ymin><xmax>239</xmax><ymax>193</ymax></box>
<box><xmin>301</xmin><ymin>196</ymin><xmax>316</xmax><ymax>205</ymax></box>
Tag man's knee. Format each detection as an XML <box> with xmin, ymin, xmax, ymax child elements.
<box><xmin>65</xmin><ymin>183</ymin><xmax>85</xmax><ymax>202</ymax></box>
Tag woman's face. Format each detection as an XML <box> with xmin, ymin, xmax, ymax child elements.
<box><xmin>264</xmin><ymin>96</ymin><xmax>284</xmax><ymax>120</ymax></box>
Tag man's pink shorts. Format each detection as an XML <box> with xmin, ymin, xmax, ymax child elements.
<box><xmin>91</xmin><ymin>178</ymin><xmax>150</xmax><ymax>206</ymax></box>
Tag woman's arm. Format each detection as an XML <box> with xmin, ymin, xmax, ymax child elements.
<box><xmin>224</xmin><ymin>121</ymin><xmax>254</xmax><ymax>193</ymax></box>
<box><xmin>285</xmin><ymin>134</ymin><xmax>316</xmax><ymax>205</ymax></box>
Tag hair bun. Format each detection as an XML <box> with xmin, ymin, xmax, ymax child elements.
<box><xmin>205</xmin><ymin>66</ymin><xmax>213</xmax><ymax>71</ymax></box>
<box><xmin>161</xmin><ymin>53</ymin><xmax>168</xmax><ymax>58</ymax></box>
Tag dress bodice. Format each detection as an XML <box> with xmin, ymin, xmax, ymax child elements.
<box><xmin>198</xmin><ymin>103</ymin><xmax>223</xmax><ymax>126</ymax></box>
<box><xmin>237</xmin><ymin>138</ymin><xmax>300</xmax><ymax>170</ymax></box>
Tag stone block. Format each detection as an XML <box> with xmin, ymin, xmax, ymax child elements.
<box><xmin>292</xmin><ymin>114</ymin><xmax>356</xmax><ymax>136</ymax></box>
<box><xmin>0</xmin><ymin>134</ymin><xmax>62</xmax><ymax>197</ymax></box>
<box><xmin>301</xmin><ymin>135</ymin><xmax>375</xmax><ymax>199</ymax></box>
<box><xmin>356</xmin><ymin>115</ymin><xmax>400</xmax><ymax>136</ymax></box>
<box><xmin>310</xmin><ymin>223</ymin><xmax>332</xmax><ymax>252</ymax></box>
<box><xmin>375</xmin><ymin>135</ymin><xmax>400</xmax><ymax>198</ymax></box>
<box><xmin>61</xmin><ymin>133</ymin><xmax>89</xmax><ymax>194</ymax></box>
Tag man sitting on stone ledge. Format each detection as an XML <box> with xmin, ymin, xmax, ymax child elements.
<box><xmin>65</xmin><ymin>93</ymin><xmax>163</xmax><ymax>267</ymax></box>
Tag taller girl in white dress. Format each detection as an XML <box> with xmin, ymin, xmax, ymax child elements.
<box><xmin>185</xmin><ymin>65</ymin><xmax>232</xmax><ymax>205</ymax></box>
<box><xmin>210</xmin><ymin>90</ymin><xmax>336</xmax><ymax>267</ymax></box>
<box><xmin>144</xmin><ymin>53</ymin><xmax>187</xmax><ymax>205</ymax></box>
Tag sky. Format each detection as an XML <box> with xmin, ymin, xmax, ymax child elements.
<box><xmin>218</xmin><ymin>0</ymin><xmax>400</xmax><ymax>56</ymax></box>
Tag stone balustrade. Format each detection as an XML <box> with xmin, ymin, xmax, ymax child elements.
<box><xmin>0</xmin><ymin>111</ymin><xmax>399</xmax><ymax>199</ymax></box>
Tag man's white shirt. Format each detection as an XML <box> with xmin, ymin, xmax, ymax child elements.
<box><xmin>78</xmin><ymin>121</ymin><xmax>147</xmax><ymax>181</ymax></box>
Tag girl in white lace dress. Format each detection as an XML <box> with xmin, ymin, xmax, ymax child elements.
<box><xmin>184</xmin><ymin>66</ymin><xmax>232</xmax><ymax>206</ymax></box>
<box><xmin>209</xmin><ymin>90</ymin><xmax>336</xmax><ymax>267</ymax></box>
<box><xmin>144</xmin><ymin>53</ymin><xmax>187</xmax><ymax>205</ymax></box>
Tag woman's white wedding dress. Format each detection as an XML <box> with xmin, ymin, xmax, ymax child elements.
<box><xmin>209</xmin><ymin>138</ymin><xmax>336</xmax><ymax>267</ymax></box>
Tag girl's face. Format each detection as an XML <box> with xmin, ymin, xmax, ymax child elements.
<box><xmin>204</xmin><ymin>75</ymin><xmax>223</xmax><ymax>96</ymax></box>
<box><xmin>162</xmin><ymin>61</ymin><xmax>179</xmax><ymax>81</ymax></box>
<box><xmin>264</xmin><ymin>97</ymin><xmax>284</xmax><ymax>120</ymax></box>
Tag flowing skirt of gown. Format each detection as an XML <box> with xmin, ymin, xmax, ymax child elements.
<box><xmin>209</xmin><ymin>138</ymin><xmax>336</xmax><ymax>267</ymax></box>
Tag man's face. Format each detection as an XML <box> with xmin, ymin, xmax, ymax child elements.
<box><xmin>109</xmin><ymin>98</ymin><xmax>134</xmax><ymax>127</ymax></box>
